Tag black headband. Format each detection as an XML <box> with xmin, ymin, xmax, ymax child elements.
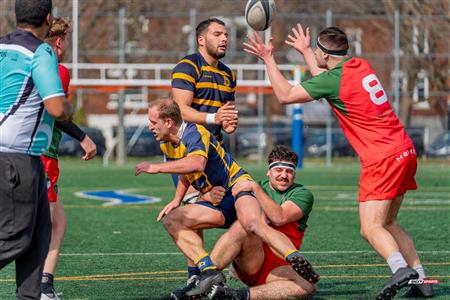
<box><xmin>317</xmin><ymin>38</ymin><xmax>348</xmax><ymax>56</ymax></box>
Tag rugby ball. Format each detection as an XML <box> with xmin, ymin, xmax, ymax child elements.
<box><xmin>245</xmin><ymin>0</ymin><xmax>276</xmax><ymax>31</ymax></box>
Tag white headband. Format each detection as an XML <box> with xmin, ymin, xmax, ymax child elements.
<box><xmin>269</xmin><ymin>161</ymin><xmax>296</xmax><ymax>171</ymax></box>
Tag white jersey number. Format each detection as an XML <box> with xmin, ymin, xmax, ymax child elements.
<box><xmin>362</xmin><ymin>74</ymin><xmax>388</xmax><ymax>105</ymax></box>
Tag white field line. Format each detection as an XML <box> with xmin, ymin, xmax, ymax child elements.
<box><xmin>60</xmin><ymin>250</ymin><xmax>450</xmax><ymax>256</ymax></box>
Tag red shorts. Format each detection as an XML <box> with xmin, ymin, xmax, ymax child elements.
<box><xmin>233</xmin><ymin>223</ymin><xmax>304</xmax><ymax>286</ymax></box>
<box><xmin>40</xmin><ymin>156</ymin><xmax>60</xmax><ymax>202</ymax></box>
<box><xmin>359</xmin><ymin>147</ymin><xmax>417</xmax><ymax>202</ymax></box>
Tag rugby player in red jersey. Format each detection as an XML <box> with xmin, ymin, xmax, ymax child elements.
<box><xmin>243</xmin><ymin>25</ymin><xmax>432</xmax><ymax>299</ymax></box>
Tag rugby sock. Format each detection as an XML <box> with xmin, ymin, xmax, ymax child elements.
<box><xmin>194</xmin><ymin>252</ymin><xmax>217</xmax><ymax>272</ymax></box>
<box><xmin>284</xmin><ymin>250</ymin><xmax>301</xmax><ymax>261</ymax></box>
<box><xmin>187</xmin><ymin>266</ymin><xmax>200</xmax><ymax>278</ymax></box>
<box><xmin>236</xmin><ymin>287</ymin><xmax>250</xmax><ymax>300</ymax></box>
<box><xmin>387</xmin><ymin>252</ymin><xmax>408</xmax><ymax>274</ymax></box>
<box><xmin>413</xmin><ymin>264</ymin><xmax>426</xmax><ymax>279</ymax></box>
<box><xmin>41</xmin><ymin>273</ymin><xmax>54</xmax><ymax>294</ymax></box>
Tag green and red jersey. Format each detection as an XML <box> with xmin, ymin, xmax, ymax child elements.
<box><xmin>301</xmin><ymin>57</ymin><xmax>413</xmax><ymax>166</ymax></box>
<box><xmin>258</xmin><ymin>179</ymin><xmax>314</xmax><ymax>232</ymax></box>
<box><xmin>42</xmin><ymin>64</ymin><xmax>70</xmax><ymax>159</ymax></box>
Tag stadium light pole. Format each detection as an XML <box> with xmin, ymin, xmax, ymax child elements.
<box><xmin>116</xmin><ymin>5</ymin><xmax>126</xmax><ymax>166</ymax></box>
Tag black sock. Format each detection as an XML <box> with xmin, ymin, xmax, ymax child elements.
<box><xmin>236</xmin><ymin>287</ymin><xmax>250</xmax><ymax>300</ymax></box>
<box><xmin>41</xmin><ymin>273</ymin><xmax>54</xmax><ymax>294</ymax></box>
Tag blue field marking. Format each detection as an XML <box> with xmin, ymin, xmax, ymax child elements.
<box><xmin>75</xmin><ymin>190</ymin><xmax>161</xmax><ymax>206</ymax></box>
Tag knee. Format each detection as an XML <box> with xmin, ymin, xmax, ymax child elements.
<box><xmin>359</xmin><ymin>227</ymin><xmax>368</xmax><ymax>240</ymax></box>
<box><xmin>228</xmin><ymin>222</ymin><xmax>249</xmax><ymax>240</ymax></box>
<box><xmin>240</xmin><ymin>218</ymin><xmax>261</xmax><ymax>235</ymax></box>
<box><xmin>162</xmin><ymin>213</ymin><xmax>181</xmax><ymax>234</ymax></box>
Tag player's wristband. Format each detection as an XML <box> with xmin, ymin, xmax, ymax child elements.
<box><xmin>55</xmin><ymin>120</ymin><xmax>86</xmax><ymax>142</ymax></box>
<box><xmin>205</xmin><ymin>113</ymin><xmax>216</xmax><ymax>125</ymax></box>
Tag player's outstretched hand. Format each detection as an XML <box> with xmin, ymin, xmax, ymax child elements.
<box><xmin>80</xmin><ymin>135</ymin><xmax>97</xmax><ymax>160</ymax></box>
<box><xmin>135</xmin><ymin>162</ymin><xmax>159</xmax><ymax>175</ymax></box>
<box><xmin>285</xmin><ymin>23</ymin><xmax>311</xmax><ymax>54</ymax></box>
<box><xmin>232</xmin><ymin>179</ymin><xmax>255</xmax><ymax>197</ymax></box>
<box><xmin>215</xmin><ymin>101</ymin><xmax>238</xmax><ymax>124</ymax></box>
<box><xmin>243</xmin><ymin>31</ymin><xmax>274</xmax><ymax>61</ymax></box>
<box><xmin>200</xmin><ymin>186</ymin><xmax>226</xmax><ymax>205</ymax></box>
<box><xmin>157</xmin><ymin>199</ymin><xmax>181</xmax><ymax>222</ymax></box>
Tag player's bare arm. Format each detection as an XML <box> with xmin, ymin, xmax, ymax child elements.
<box><xmin>285</xmin><ymin>23</ymin><xmax>326</xmax><ymax>76</ymax></box>
<box><xmin>157</xmin><ymin>176</ymin><xmax>190</xmax><ymax>222</ymax></box>
<box><xmin>172</xmin><ymin>88</ymin><xmax>238</xmax><ymax>125</ymax></box>
<box><xmin>44</xmin><ymin>95</ymin><xmax>74</xmax><ymax>121</ymax></box>
<box><xmin>243</xmin><ymin>32</ymin><xmax>314</xmax><ymax>105</ymax></box>
<box><xmin>134</xmin><ymin>154</ymin><xmax>207</xmax><ymax>176</ymax></box>
<box><xmin>233</xmin><ymin>180</ymin><xmax>303</xmax><ymax>226</ymax></box>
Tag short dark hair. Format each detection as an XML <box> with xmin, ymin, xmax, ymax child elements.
<box><xmin>15</xmin><ymin>0</ymin><xmax>52</xmax><ymax>27</ymax></box>
<box><xmin>149</xmin><ymin>98</ymin><xmax>183</xmax><ymax>125</ymax></box>
<box><xmin>268</xmin><ymin>145</ymin><xmax>299</xmax><ymax>166</ymax></box>
<box><xmin>318</xmin><ymin>26</ymin><xmax>349</xmax><ymax>53</ymax></box>
<box><xmin>196</xmin><ymin>18</ymin><xmax>225</xmax><ymax>41</ymax></box>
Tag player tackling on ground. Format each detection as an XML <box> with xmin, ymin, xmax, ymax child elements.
<box><xmin>243</xmin><ymin>25</ymin><xmax>432</xmax><ymax>299</ymax></box>
<box><xmin>207</xmin><ymin>145</ymin><xmax>316</xmax><ymax>300</ymax></box>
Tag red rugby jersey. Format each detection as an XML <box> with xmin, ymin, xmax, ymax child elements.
<box><xmin>301</xmin><ymin>57</ymin><xmax>412</xmax><ymax>166</ymax></box>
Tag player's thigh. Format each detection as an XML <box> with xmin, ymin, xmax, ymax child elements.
<box><xmin>359</xmin><ymin>199</ymin><xmax>392</xmax><ymax>228</ymax></box>
<box><xmin>234</xmin><ymin>234</ymin><xmax>264</xmax><ymax>275</ymax></box>
<box><xmin>234</xmin><ymin>194</ymin><xmax>264</xmax><ymax>226</ymax></box>
<box><xmin>170</xmin><ymin>203</ymin><xmax>225</xmax><ymax>229</ymax></box>
<box><xmin>386</xmin><ymin>195</ymin><xmax>404</xmax><ymax>225</ymax></box>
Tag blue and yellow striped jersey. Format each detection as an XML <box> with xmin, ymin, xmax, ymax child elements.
<box><xmin>171</xmin><ymin>53</ymin><xmax>236</xmax><ymax>140</ymax></box>
<box><xmin>160</xmin><ymin>123</ymin><xmax>250</xmax><ymax>194</ymax></box>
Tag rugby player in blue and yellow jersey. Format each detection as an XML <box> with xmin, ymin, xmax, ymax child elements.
<box><xmin>135</xmin><ymin>99</ymin><xmax>319</xmax><ymax>299</ymax></box>
<box><xmin>171</xmin><ymin>18</ymin><xmax>238</xmax><ymax>142</ymax></box>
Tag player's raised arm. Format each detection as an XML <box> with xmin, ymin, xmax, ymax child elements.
<box><xmin>243</xmin><ymin>32</ymin><xmax>313</xmax><ymax>105</ymax></box>
<box><xmin>285</xmin><ymin>24</ymin><xmax>327</xmax><ymax>76</ymax></box>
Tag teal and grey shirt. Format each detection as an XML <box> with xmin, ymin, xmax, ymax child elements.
<box><xmin>0</xmin><ymin>29</ymin><xmax>64</xmax><ymax>155</ymax></box>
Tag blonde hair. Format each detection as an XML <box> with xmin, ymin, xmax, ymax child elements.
<box><xmin>46</xmin><ymin>17</ymin><xmax>72</xmax><ymax>43</ymax></box>
<box><xmin>149</xmin><ymin>99</ymin><xmax>183</xmax><ymax>125</ymax></box>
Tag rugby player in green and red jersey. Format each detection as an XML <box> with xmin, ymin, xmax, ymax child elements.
<box><xmin>39</xmin><ymin>18</ymin><xmax>96</xmax><ymax>300</ymax></box>
<box><xmin>243</xmin><ymin>25</ymin><xmax>432</xmax><ymax>299</ymax></box>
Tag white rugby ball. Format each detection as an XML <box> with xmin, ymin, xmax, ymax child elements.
<box><xmin>245</xmin><ymin>0</ymin><xmax>276</xmax><ymax>31</ymax></box>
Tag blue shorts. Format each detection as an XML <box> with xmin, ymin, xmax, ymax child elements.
<box><xmin>194</xmin><ymin>190</ymin><xmax>237</xmax><ymax>229</ymax></box>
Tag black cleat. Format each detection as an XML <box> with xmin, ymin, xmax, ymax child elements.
<box><xmin>403</xmin><ymin>282</ymin><xmax>434</xmax><ymax>298</ymax></box>
<box><xmin>208</xmin><ymin>285</ymin><xmax>245</xmax><ymax>300</ymax></box>
<box><xmin>170</xmin><ymin>275</ymin><xmax>202</xmax><ymax>300</ymax></box>
<box><xmin>376</xmin><ymin>267</ymin><xmax>419</xmax><ymax>300</ymax></box>
<box><xmin>287</xmin><ymin>254</ymin><xmax>320</xmax><ymax>284</ymax></box>
<box><xmin>185</xmin><ymin>269</ymin><xmax>225</xmax><ymax>297</ymax></box>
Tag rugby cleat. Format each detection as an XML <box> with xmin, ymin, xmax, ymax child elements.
<box><xmin>208</xmin><ymin>285</ymin><xmax>244</xmax><ymax>300</ymax></box>
<box><xmin>185</xmin><ymin>269</ymin><xmax>225</xmax><ymax>297</ymax></box>
<box><xmin>375</xmin><ymin>267</ymin><xmax>419</xmax><ymax>300</ymax></box>
<box><xmin>170</xmin><ymin>275</ymin><xmax>202</xmax><ymax>300</ymax></box>
<box><xmin>403</xmin><ymin>282</ymin><xmax>434</xmax><ymax>298</ymax></box>
<box><xmin>40</xmin><ymin>289</ymin><xmax>61</xmax><ymax>300</ymax></box>
<box><xmin>286</xmin><ymin>254</ymin><xmax>320</xmax><ymax>284</ymax></box>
